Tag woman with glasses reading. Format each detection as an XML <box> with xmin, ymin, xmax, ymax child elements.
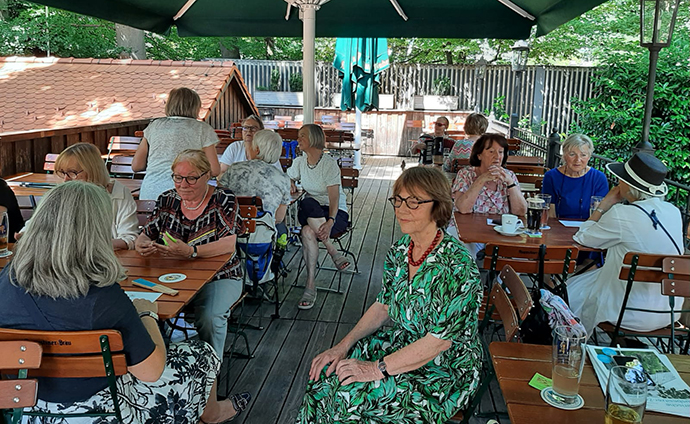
<box><xmin>51</xmin><ymin>143</ymin><xmax>138</xmax><ymax>250</ymax></box>
<box><xmin>135</xmin><ymin>150</ymin><xmax>245</xmax><ymax>361</ymax></box>
<box><xmin>296</xmin><ymin>166</ymin><xmax>482</xmax><ymax>423</ymax></box>
<box><xmin>132</xmin><ymin>87</ymin><xmax>221</xmax><ymax>200</ymax></box>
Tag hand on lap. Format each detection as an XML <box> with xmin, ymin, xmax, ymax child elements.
<box><xmin>335</xmin><ymin>359</ymin><xmax>384</xmax><ymax>385</ymax></box>
<box><xmin>309</xmin><ymin>344</ymin><xmax>348</xmax><ymax>381</ymax></box>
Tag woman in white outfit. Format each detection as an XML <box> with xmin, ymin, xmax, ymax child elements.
<box><xmin>567</xmin><ymin>152</ymin><xmax>683</xmax><ymax>335</ymax></box>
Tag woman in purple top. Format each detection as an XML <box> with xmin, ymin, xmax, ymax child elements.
<box><xmin>541</xmin><ymin>134</ymin><xmax>609</xmax><ymax>220</ymax></box>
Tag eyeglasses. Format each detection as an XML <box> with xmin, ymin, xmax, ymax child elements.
<box><xmin>242</xmin><ymin>125</ymin><xmax>260</xmax><ymax>132</ymax></box>
<box><xmin>55</xmin><ymin>169</ymin><xmax>84</xmax><ymax>179</ymax></box>
<box><xmin>388</xmin><ymin>195</ymin><xmax>435</xmax><ymax>209</ymax></box>
<box><xmin>435</xmin><ymin>122</ymin><xmax>447</xmax><ymax>127</ymax></box>
<box><xmin>171</xmin><ymin>171</ymin><xmax>208</xmax><ymax>185</ymax></box>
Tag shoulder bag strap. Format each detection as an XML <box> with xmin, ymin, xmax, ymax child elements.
<box><xmin>630</xmin><ymin>203</ymin><xmax>682</xmax><ymax>255</ymax></box>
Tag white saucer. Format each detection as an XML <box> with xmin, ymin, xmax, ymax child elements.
<box><xmin>158</xmin><ymin>273</ymin><xmax>187</xmax><ymax>283</ymax></box>
<box><xmin>0</xmin><ymin>250</ymin><xmax>13</xmax><ymax>258</ymax></box>
<box><xmin>540</xmin><ymin>387</ymin><xmax>584</xmax><ymax>410</ymax></box>
<box><xmin>494</xmin><ymin>225</ymin><xmax>523</xmax><ymax>237</ymax></box>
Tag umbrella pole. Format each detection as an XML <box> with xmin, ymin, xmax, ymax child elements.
<box><xmin>302</xmin><ymin>5</ymin><xmax>317</xmax><ymax>124</ymax></box>
<box><xmin>354</xmin><ymin>108</ymin><xmax>362</xmax><ymax>169</ymax></box>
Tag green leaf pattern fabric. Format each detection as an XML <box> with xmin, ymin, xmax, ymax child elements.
<box><xmin>296</xmin><ymin>233</ymin><xmax>482</xmax><ymax>423</ymax></box>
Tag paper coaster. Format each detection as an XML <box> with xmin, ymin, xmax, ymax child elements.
<box><xmin>540</xmin><ymin>387</ymin><xmax>584</xmax><ymax>410</ymax></box>
<box><xmin>0</xmin><ymin>250</ymin><xmax>13</xmax><ymax>258</ymax></box>
<box><xmin>158</xmin><ymin>273</ymin><xmax>187</xmax><ymax>283</ymax></box>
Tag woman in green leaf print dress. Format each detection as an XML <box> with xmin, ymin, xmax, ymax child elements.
<box><xmin>296</xmin><ymin>166</ymin><xmax>483</xmax><ymax>423</ymax></box>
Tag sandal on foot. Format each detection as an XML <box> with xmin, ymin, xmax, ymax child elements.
<box><xmin>298</xmin><ymin>288</ymin><xmax>317</xmax><ymax>310</ymax></box>
<box><xmin>332</xmin><ymin>254</ymin><xmax>352</xmax><ymax>272</ymax></box>
<box><xmin>201</xmin><ymin>392</ymin><xmax>251</xmax><ymax>424</ymax></box>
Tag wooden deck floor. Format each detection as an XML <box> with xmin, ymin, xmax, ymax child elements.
<box><xmin>217</xmin><ymin>156</ymin><xmax>507</xmax><ymax>424</ymax></box>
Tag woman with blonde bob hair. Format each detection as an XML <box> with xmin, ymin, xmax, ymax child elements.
<box><xmin>296</xmin><ymin>166</ymin><xmax>482</xmax><ymax>423</ymax></box>
<box><xmin>0</xmin><ymin>181</ymin><xmax>245</xmax><ymax>423</ymax></box>
<box><xmin>133</xmin><ymin>87</ymin><xmax>220</xmax><ymax>200</ymax></box>
<box><xmin>53</xmin><ymin>142</ymin><xmax>138</xmax><ymax>250</ymax></box>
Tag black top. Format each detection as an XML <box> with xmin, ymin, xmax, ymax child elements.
<box><xmin>0</xmin><ymin>267</ymin><xmax>155</xmax><ymax>402</ymax></box>
<box><xmin>0</xmin><ymin>178</ymin><xmax>25</xmax><ymax>243</ymax></box>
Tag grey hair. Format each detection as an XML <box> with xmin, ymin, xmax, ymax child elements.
<box><xmin>562</xmin><ymin>134</ymin><xmax>594</xmax><ymax>156</ymax></box>
<box><xmin>627</xmin><ymin>185</ymin><xmax>657</xmax><ymax>201</ymax></box>
<box><xmin>252</xmin><ymin>130</ymin><xmax>283</xmax><ymax>164</ymax></box>
<box><xmin>300</xmin><ymin>124</ymin><xmax>326</xmax><ymax>149</ymax></box>
<box><xmin>9</xmin><ymin>181</ymin><xmax>126</xmax><ymax>299</ymax></box>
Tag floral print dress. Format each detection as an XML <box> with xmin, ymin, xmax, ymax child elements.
<box><xmin>296</xmin><ymin>233</ymin><xmax>483</xmax><ymax>424</ymax></box>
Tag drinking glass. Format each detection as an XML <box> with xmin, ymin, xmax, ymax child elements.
<box><xmin>550</xmin><ymin>325</ymin><xmax>587</xmax><ymax>404</ymax></box>
<box><xmin>605</xmin><ymin>366</ymin><xmax>647</xmax><ymax>424</ymax></box>
<box><xmin>590</xmin><ymin>195</ymin><xmax>604</xmax><ymax>217</ymax></box>
<box><xmin>0</xmin><ymin>207</ymin><xmax>9</xmax><ymax>258</ymax></box>
<box><xmin>526</xmin><ymin>197</ymin><xmax>544</xmax><ymax>235</ymax></box>
<box><xmin>536</xmin><ymin>194</ymin><xmax>551</xmax><ymax>229</ymax></box>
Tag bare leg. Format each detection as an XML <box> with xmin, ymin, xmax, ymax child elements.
<box><xmin>199</xmin><ymin>381</ymin><xmax>237</xmax><ymax>424</ymax></box>
<box><xmin>306</xmin><ymin>217</ymin><xmax>339</xmax><ymax>258</ymax></box>
<box><xmin>301</xmin><ymin>225</ymin><xmax>320</xmax><ymax>291</ymax></box>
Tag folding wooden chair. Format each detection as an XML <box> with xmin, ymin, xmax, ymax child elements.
<box><xmin>42</xmin><ymin>154</ymin><xmax>59</xmax><ymax>173</ymax></box>
<box><xmin>0</xmin><ymin>328</ymin><xmax>127</xmax><ymax>422</ymax></box>
<box><xmin>109</xmin><ymin>155</ymin><xmax>145</xmax><ymax>179</ymax></box>
<box><xmin>106</xmin><ymin>136</ymin><xmax>141</xmax><ymax>164</ymax></box>
<box><xmin>15</xmin><ymin>195</ymin><xmax>36</xmax><ymax>221</ymax></box>
<box><xmin>506</xmin><ymin>138</ymin><xmax>521</xmax><ymax>153</ymax></box>
<box><xmin>597</xmin><ymin>253</ymin><xmax>690</xmax><ymax>354</ymax></box>
<box><xmin>135</xmin><ymin>199</ymin><xmax>156</xmax><ymax>228</ymax></box>
<box><xmin>505</xmin><ymin>164</ymin><xmax>547</xmax><ymax>185</ymax></box>
<box><xmin>0</xmin><ymin>340</ymin><xmax>41</xmax><ymax>424</ymax></box>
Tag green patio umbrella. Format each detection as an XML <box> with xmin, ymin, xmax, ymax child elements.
<box><xmin>333</xmin><ymin>38</ymin><xmax>389</xmax><ymax>113</ymax></box>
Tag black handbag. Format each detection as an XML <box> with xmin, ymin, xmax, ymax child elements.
<box><xmin>519</xmin><ymin>245</ymin><xmax>555</xmax><ymax>345</ymax></box>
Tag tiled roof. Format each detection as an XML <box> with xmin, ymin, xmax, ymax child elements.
<box><xmin>0</xmin><ymin>56</ymin><xmax>246</xmax><ymax>134</ymax></box>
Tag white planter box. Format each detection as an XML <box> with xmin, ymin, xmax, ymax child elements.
<box><xmin>332</xmin><ymin>93</ymin><xmax>395</xmax><ymax>109</ymax></box>
<box><xmin>413</xmin><ymin>95</ymin><xmax>458</xmax><ymax>111</ymax></box>
<box><xmin>254</xmin><ymin>91</ymin><xmax>303</xmax><ymax>106</ymax></box>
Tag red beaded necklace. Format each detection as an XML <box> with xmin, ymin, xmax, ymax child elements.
<box><xmin>408</xmin><ymin>229</ymin><xmax>442</xmax><ymax>267</ymax></box>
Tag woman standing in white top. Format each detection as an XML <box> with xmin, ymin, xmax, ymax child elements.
<box><xmin>133</xmin><ymin>87</ymin><xmax>220</xmax><ymax>200</ymax></box>
<box><xmin>53</xmin><ymin>143</ymin><xmax>139</xmax><ymax>250</ymax></box>
<box><xmin>287</xmin><ymin>124</ymin><xmax>350</xmax><ymax>310</ymax></box>
<box><xmin>568</xmin><ymin>152</ymin><xmax>683</xmax><ymax>336</ymax></box>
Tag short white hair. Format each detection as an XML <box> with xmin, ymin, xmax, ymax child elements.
<box><xmin>562</xmin><ymin>134</ymin><xmax>594</xmax><ymax>156</ymax></box>
<box><xmin>252</xmin><ymin>130</ymin><xmax>283</xmax><ymax>164</ymax></box>
<box><xmin>627</xmin><ymin>185</ymin><xmax>657</xmax><ymax>201</ymax></box>
<box><xmin>9</xmin><ymin>181</ymin><xmax>126</xmax><ymax>299</ymax></box>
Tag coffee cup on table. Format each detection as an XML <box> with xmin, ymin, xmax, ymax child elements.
<box><xmin>501</xmin><ymin>214</ymin><xmax>522</xmax><ymax>234</ymax></box>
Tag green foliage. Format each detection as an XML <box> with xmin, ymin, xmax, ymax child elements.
<box><xmin>432</xmin><ymin>76</ymin><xmax>452</xmax><ymax>96</ymax></box>
<box><xmin>255</xmin><ymin>85</ymin><xmax>268</xmax><ymax>91</ymax></box>
<box><xmin>571</xmin><ymin>26</ymin><xmax>690</xmax><ymax>184</ymax></box>
<box><xmin>485</xmin><ymin>95</ymin><xmax>509</xmax><ymax>122</ymax></box>
<box><xmin>270</xmin><ymin>69</ymin><xmax>281</xmax><ymax>91</ymax></box>
<box><xmin>289</xmin><ymin>73</ymin><xmax>303</xmax><ymax>92</ymax></box>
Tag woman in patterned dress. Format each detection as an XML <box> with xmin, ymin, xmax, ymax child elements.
<box><xmin>453</xmin><ymin>133</ymin><xmax>526</xmax><ymax>216</ymax></box>
<box><xmin>296</xmin><ymin>166</ymin><xmax>483</xmax><ymax>424</ymax></box>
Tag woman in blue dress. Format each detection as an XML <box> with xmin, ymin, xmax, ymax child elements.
<box><xmin>542</xmin><ymin>134</ymin><xmax>608</xmax><ymax>219</ymax></box>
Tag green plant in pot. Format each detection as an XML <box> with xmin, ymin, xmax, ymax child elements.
<box><xmin>432</xmin><ymin>76</ymin><xmax>452</xmax><ymax>96</ymax></box>
<box><xmin>270</xmin><ymin>69</ymin><xmax>281</xmax><ymax>91</ymax></box>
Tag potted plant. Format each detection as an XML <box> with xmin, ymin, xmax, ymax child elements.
<box><xmin>413</xmin><ymin>76</ymin><xmax>459</xmax><ymax>111</ymax></box>
<box><xmin>254</xmin><ymin>70</ymin><xmax>304</xmax><ymax>107</ymax></box>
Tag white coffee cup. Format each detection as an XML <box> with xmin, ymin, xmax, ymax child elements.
<box><xmin>501</xmin><ymin>214</ymin><xmax>522</xmax><ymax>234</ymax></box>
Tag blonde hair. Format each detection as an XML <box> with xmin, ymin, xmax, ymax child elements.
<box><xmin>171</xmin><ymin>149</ymin><xmax>211</xmax><ymax>175</ymax></box>
<box><xmin>54</xmin><ymin>143</ymin><xmax>110</xmax><ymax>187</ymax></box>
<box><xmin>393</xmin><ymin>167</ymin><xmax>453</xmax><ymax>228</ymax></box>
<box><xmin>9</xmin><ymin>181</ymin><xmax>126</xmax><ymax>299</ymax></box>
<box><xmin>252</xmin><ymin>130</ymin><xmax>283</xmax><ymax>164</ymax></box>
<box><xmin>165</xmin><ymin>87</ymin><xmax>201</xmax><ymax>119</ymax></box>
<box><xmin>300</xmin><ymin>124</ymin><xmax>326</xmax><ymax>149</ymax></box>
<box><xmin>463</xmin><ymin>113</ymin><xmax>488</xmax><ymax>136</ymax></box>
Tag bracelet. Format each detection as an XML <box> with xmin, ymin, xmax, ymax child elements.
<box><xmin>506</xmin><ymin>183</ymin><xmax>517</xmax><ymax>189</ymax></box>
<box><xmin>139</xmin><ymin>310</ymin><xmax>159</xmax><ymax>321</ymax></box>
<box><xmin>327</xmin><ymin>216</ymin><xmax>335</xmax><ymax>222</ymax></box>
<box><xmin>594</xmin><ymin>207</ymin><xmax>607</xmax><ymax>214</ymax></box>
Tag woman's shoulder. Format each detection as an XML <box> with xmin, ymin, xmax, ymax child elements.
<box><xmin>587</xmin><ymin>167</ymin><xmax>607</xmax><ymax>180</ymax></box>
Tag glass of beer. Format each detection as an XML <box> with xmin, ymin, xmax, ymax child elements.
<box><xmin>605</xmin><ymin>366</ymin><xmax>647</xmax><ymax>424</ymax></box>
<box><xmin>0</xmin><ymin>207</ymin><xmax>9</xmax><ymax>258</ymax></box>
<box><xmin>550</xmin><ymin>325</ymin><xmax>587</xmax><ymax>404</ymax></box>
<box><xmin>536</xmin><ymin>194</ymin><xmax>551</xmax><ymax>229</ymax></box>
<box><xmin>526</xmin><ymin>197</ymin><xmax>544</xmax><ymax>235</ymax></box>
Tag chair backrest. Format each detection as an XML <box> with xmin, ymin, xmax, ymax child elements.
<box><xmin>236</xmin><ymin>196</ymin><xmax>264</xmax><ymax>235</ymax></box>
<box><xmin>662</xmin><ymin>257</ymin><xmax>690</xmax><ymax>298</ymax></box>
<box><xmin>276</xmin><ymin>128</ymin><xmax>299</xmax><ymax>141</ymax></box>
<box><xmin>109</xmin><ymin>164</ymin><xmax>145</xmax><ymax>179</ymax></box>
<box><xmin>285</xmin><ymin>120</ymin><xmax>302</xmax><ymax>129</ymax></box>
<box><xmin>451</xmin><ymin>158</ymin><xmax>470</xmax><ymax>173</ymax></box>
<box><xmin>498</xmin><ymin>265</ymin><xmax>534</xmax><ymax>322</ymax></box>
<box><xmin>135</xmin><ymin>200</ymin><xmax>156</xmax><ymax>227</ymax></box>
<box><xmin>0</xmin><ymin>340</ymin><xmax>41</xmax><ymax>413</ymax></box>
<box><xmin>106</xmin><ymin>136</ymin><xmax>141</xmax><ymax>163</ymax></box>
<box><xmin>15</xmin><ymin>195</ymin><xmax>36</xmax><ymax>221</ymax></box>
<box><xmin>405</xmin><ymin>120</ymin><xmax>423</xmax><ymax>128</ymax></box>
<box><xmin>134</xmin><ymin>130</ymin><xmax>144</xmax><ymax>137</ymax></box>
<box><xmin>506</xmin><ymin>138</ymin><xmax>521</xmax><ymax>152</ymax></box>
<box><xmin>43</xmin><ymin>153</ymin><xmax>59</xmax><ymax>172</ymax></box>
<box><xmin>484</xmin><ymin>243</ymin><xmax>578</xmax><ymax>279</ymax></box>
<box><xmin>489</xmin><ymin>282</ymin><xmax>521</xmax><ymax>342</ymax></box>
<box><xmin>506</xmin><ymin>164</ymin><xmax>547</xmax><ymax>184</ymax></box>
<box><xmin>279</xmin><ymin>157</ymin><xmax>292</xmax><ymax>172</ymax></box>
<box><xmin>340</xmin><ymin>168</ymin><xmax>359</xmax><ymax>212</ymax></box>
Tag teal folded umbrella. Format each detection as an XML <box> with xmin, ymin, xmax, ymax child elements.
<box><xmin>333</xmin><ymin>38</ymin><xmax>389</xmax><ymax>112</ymax></box>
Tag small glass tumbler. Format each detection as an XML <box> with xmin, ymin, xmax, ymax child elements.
<box><xmin>605</xmin><ymin>366</ymin><xmax>647</xmax><ymax>424</ymax></box>
<box><xmin>536</xmin><ymin>193</ymin><xmax>551</xmax><ymax>229</ymax></box>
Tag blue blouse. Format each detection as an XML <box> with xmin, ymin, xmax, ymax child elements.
<box><xmin>542</xmin><ymin>167</ymin><xmax>609</xmax><ymax>219</ymax></box>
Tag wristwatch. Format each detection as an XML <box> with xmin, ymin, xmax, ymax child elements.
<box><xmin>327</xmin><ymin>216</ymin><xmax>335</xmax><ymax>222</ymax></box>
<box><xmin>594</xmin><ymin>207</ymin><xmax>607</xmax><ymax>214</ymax></box>
<box><xmin>139</xmin><ymin>310</ymin><xmax>159</xmax><ymax>321</ymax></box>
<box><xmin>377</xmin><ymin>359</ymin><xmax>390</xmax><ymax>378</ymax></box>
<box><xmin>506</xmin><ymin>183</ymin><xmax>517</xmax><ymax>189</ymax></box>
<box><xmin>190</xmin><ymin>245</ymin><xmax>198</xmax><ymax>259</ymax></box>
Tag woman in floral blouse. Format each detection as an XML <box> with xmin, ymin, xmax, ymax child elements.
<box><xmin>453</xmin><ymin>133</ymin><xmax>527</xmax><ymax>216</ymax></box>
<box><xmin>296</xmin><ymin>166</ymin><xmax>482</xmax><ymax>423</ymax></box>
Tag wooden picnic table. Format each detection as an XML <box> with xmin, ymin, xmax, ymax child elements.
<box><xmin>4</xmin><ymin>172</ymin><xmax>142</xmax><ymax>198</ymax></box>
<box><xmin>489</xmin><ymin>341</ymin><xmax>690</xmax><ymax>424</ymax></box>
<box><xmin>453</xmin><ymin>212</ymin><xmax>595</xmax><ymax>251</ymax></box>
<box><xmin>507</xmin><ymin>156</ymin><xmax>546</xmax><ymax>166</ymax></box>
<box><xmin>0</xmin><ymin>244</ymin><xmax>230</xmax><ymax>320</ymax></box>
